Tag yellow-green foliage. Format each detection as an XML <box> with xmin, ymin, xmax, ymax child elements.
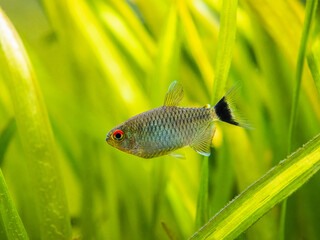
<box><xmin>0</xmin><ymin>0</ymin><xmax>319</xmax><ymax>239</ymax></box>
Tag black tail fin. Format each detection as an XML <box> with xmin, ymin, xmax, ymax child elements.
<box><xmin>214</xmin><ymin>96</ymin><xmax>239</xmax><ymax>126</ymax></box>
<box><xmin>213</xmin><ymin>86</ymin><xmax>251</xmax><ymax>129</ymax></box>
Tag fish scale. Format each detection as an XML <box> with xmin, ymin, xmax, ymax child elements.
<box><xmin>106</xmin><ymin>81</ymin><xmax>248</xmax><ymax>158</ymax></box>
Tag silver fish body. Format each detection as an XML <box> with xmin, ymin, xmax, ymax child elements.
<box><xmin>106</xmin><ymin>81</ymin><xmax>247</xmax><ymax>158</ymax></box>
<box><xmin>107</xmin><ymin>106</ymin><xmax>215</xmax><ymax>158</ymax></box>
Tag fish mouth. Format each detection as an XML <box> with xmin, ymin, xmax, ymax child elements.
<box><xmin>106</xmin><ymin>132</ymin><xmax>111</xmax><ymax>142</ymax></box>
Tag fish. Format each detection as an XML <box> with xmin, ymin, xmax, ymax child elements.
<box><xmin>106</xmin><ymin>81</ymin><xmax>249</xmax><ymax>159</ymax></box>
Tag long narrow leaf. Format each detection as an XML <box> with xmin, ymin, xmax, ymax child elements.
<box><xmin>149</xmin><ymin>5</ymin><xmax>181</xmax><ymax>238</ymax></box>
<box><xmin>308</xmin><ymin>37</ymin><xmax>320</xmax><ymax>95</ymax></box>
<box><xmin>97</xmin><ymin>1</ymin><xmax>153</xmax><ymax>73</ymax></box>
<box><xmin>190</xmin><ymin>133</ymin><xmax>320</xmax><ymax>239</ymax></box>
<box><xmin>0</xmin><ymin>8</ymin><xmax>71</xmax><ymax>240</ymax></box>
<box><xmin>178</xmin><ymin>0</ymin><xmax>214</xmax><ymax>88</ymax></box>
<box><xmin>108</xmin><ymin>0</ymin><xmax>156</xmax><ymax>55</ymax></box>
<box><xmin>195</xmin><ymin>0</ymin><xmax>238</xmax><ymax>231</ymax></box>
<box><xmin>0</xmin><ymin>119</ymin><xmax>16</xmax><ymax>166</ymax></box>
<box><xmin>0</xmin><ymin>169</ymin><xmax>29</xmax><ymax>240</ymax></box>
<box><xmin>287</xmin><ymin>0</ymin><xmax>318</xmax><ymax>154</ymax></box>
<box><xmin>211</xmin><ymin>0</ymin><xmax>238</xmax><ymax>104</ymax></box>
<box><xmin>150</xmin><ymin>4</ymin><xmax>181</xmax><ymax>105</ymax></box>
<box><xmin>194</xmin><ymin>158</ymin><xmax>209</xmax><ymax>230</ymax></box>
<box><xmin>243</xmin><ymin>0</ymin><xmax>320</xmax><ymax>121</ymax></box>
<box><xmin>282</xmin><ymin>0</ymin><xmax>318</xmax><ymax>238</ymax></box>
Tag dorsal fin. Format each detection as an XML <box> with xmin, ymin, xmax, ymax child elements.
<box><xmin>164</xmin><ymin>81</ymin><xmax>184</xmax><ymax>106</ymax></box>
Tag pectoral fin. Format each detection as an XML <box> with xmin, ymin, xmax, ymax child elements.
<box><xmin>190</xmin><ymin>123</ymin><xmax>216</xmax><ymax>156</ymax></box>
<box><xmin>164</xmin><ymin>81</ymin><xmax>184</xmax><ymax>106</ymax></box>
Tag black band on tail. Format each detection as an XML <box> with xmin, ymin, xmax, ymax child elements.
<box><xmin>214</xmin><ymin>97</ymin><xmax>239</xmax><ymax>126</ymax></box>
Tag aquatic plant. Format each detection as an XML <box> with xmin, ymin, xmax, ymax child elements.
<box><xmin>0</xmin><ymin>0</ymin><xmax>319</xmax><ymax>239</ymax></box>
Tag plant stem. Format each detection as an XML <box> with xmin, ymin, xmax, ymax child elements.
<box><xmin>281</xmin><ymin>0</ymin><xmax>318</xmax><ymax>239</ymax></box>
<box><xmin>0</xmin><ymin>8</ymin><xmax>72</xmax><ymax>239</ymax></box>
<box><xmin>211</xmin><ymin>0</ymin><xmax>238</xmax><ymax>105</ymax></box>
<box><xmin>195</xmin><ymin>0</ymin><xmax>238</xmax><ymax>231</ymax></box>
<box><xmin>190</xmin><ymin>133</ymin><xmax>320</xmax><ymax>239</ymax></box>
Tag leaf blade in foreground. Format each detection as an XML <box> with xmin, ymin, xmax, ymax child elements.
<box><xmin>190</xmin><ymin>133</ymin><xmax>320</xmax><ymax>239</ymax></box>
<box><xmin>0</xmin><ymin>8</ymin><xmax>71</xmax><ymax>240</ymax></box>
<box><xmin>211</xmin><ymin>0</ymin><xmax>238</xmax><ymax>104</ymax></box>
<box><xmin>0</xmin><ymin>170</ymin><xmax>29</xmax><ymax>240</ymax></box>
<box><xmin>0</xmin><ymin>119</ymin><xmax>16</xmax><ymax>166</ymax></box>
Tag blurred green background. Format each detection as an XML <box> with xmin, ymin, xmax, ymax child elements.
<box><xmin>0</xmin><ymin>0</ymin><xmax>320</xmax><ymax>239</ymax></box>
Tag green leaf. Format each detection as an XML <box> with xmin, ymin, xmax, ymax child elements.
<box><xmin>0</xmin><ymin>8</ymin><xmax>71</xmax><ymax>240</ymax></box>
<box><xmin>243</xmin><ymin>0</ymin><xmax>320</xmax><ymax>119</ymax></box>
<box><xmin>178</xmin><ymin>0</ymin><xmax>214</xmax><ymax>88</ymax></box>
<box><xmin>190</xmin><ymin>133</ymin><xmax>320</xmax><ymax>240</ymax></box>
<box><xmin>42</xmin><ymin>0</ymin><xmax>149</xmax><ymax>114</ymax></box>
<box><xmin>97</xmin><ymin>1</ymin><xmax>153</xmax><ymax>73</ymax></box>
<box><xmin>0</xmin><ymin>119</ymin><xmax>16</xmax><ymax>166</ymax></box>
<box><xmin>2</xmin><ymin>0</ymin><xmax>320</xmax><ymax>239</ymax></box>
<box><xmin>211</xmin><ymin>0</ymin><xmax>238</xmax><ymax>104</ymax></box>
<box><xmin>194</xmin><ymin>157</ymin><xmax>209</xmax><ymax>230</ymax></box>
<box><xmin>0</xmin><ymin>169</ymin><xmax>29</xmax><ymax>240</ymax></box>
<box><xmin>195</xmin><ymin>0</ymin><xmax>238</xmax><ymax>232</ymax></box>
<box><xmin>149</xmin><ymin>5</ymin><xmax>181</xmax><ymax>237</ymax></box>
<box><xmin>308</xmin><ymin>37</ymin><xmax>320</xmax><ymax>95</ymax></box>
<box><xmin>108</xmin><ymin>0</ymin><xmax>156</xmax><ymax>55</ymax></box>
<box><xmin>150</xmin><ymin>4</ymin><xmax>181</xmax><ymax>106</ymax></box>
<box><xmin>287</xmin><ymin>0</ymin><xmax>318</xmax><ymax>154</ymax></box>
<box><xmin>283</xmin><ymin>0</ymin><xmax>318</xmax><ymax>238</ymax></box>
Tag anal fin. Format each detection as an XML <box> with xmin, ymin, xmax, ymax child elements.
<box><xmin>190</xmin><ymin>123</ymin><xmax>216</xmax><ymax>156</ymax></box>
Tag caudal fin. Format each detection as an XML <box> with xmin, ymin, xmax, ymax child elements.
<box><xmin>213</xmin><ymin>85</ymin><xmax>252</xmax><ymax>129</ymax></box>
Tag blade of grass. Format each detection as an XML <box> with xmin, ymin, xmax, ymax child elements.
<box><xmin>307</xmin><ymin>4</ymin><xmax>320</xmax><ymax>95</ymax></box>
<box><xmin>188</xmin><ymin>0</ymin><xmax>219</xmax><ymax>41</ymax></box>
<box><xmin>0</xmin><ymin>119</ymin><xmax>16</xmax><ymax>166</ymax></box>
<box><xmin>0</xmin><ymin>8</ymin><xmax>71</xmax><ymax>240</ymax></box>
<box><xmin>96</xmin><ymin>1</ymin><xmax>153</xmax><ymax>73</ymax></box>
<box><xmin>287</xmin><ymin>0</ymin><xmax>318</xmax><ymax>155</ymax></box>
<box><xmin>42</xmin><ymin>0</ymin><xmax>149</xmax><ymax>114</ymax></box>
<box><xmin>150</xmin><ymin>4</ymin><xmax>181</xmax><ymax>106</ymax></box>
<box><xmin>308</xmin><ymin>37</ymin><xmax>320</xmax><ymax>95</ymax></box>
<box><xmin>0</xmin><ymin>169</ymin><xmax>29</xmax><ymax>240</ymax></box>
<box><xmin>243</xmin><ymin>0</ymin><xmax>320</xmax><ymax>121</ymax></box>
<box><xmin>161</xmin><ymin>222</ymin><xmax>176</xmax><ymax>240</ymax></box>
<box><xmin>224</xmin><ymin>126</ymin><xmax>278</xmax><ymax>239</ymax></box>
<box><xmin>282</xmin><ymin>0</ymin><xmax>318</xmax><ymax>238</ymax></box>
<box><xmin>177</xmin><ymin>0</ymin><xmax>214</xmax><ymax>88</ymax></box>
<box><xmin>195</xmin><ymin>0</ymin><xmax>238</xmax><ymax>231</ymax></box>
<box><xmin>108</xmin><ymin>0</ymin><xmax>156</xmax><ymax>55</ymax></box>
<box><xmin>211</xmin><ymin>0</ymin><xmax>238</xmax><ymax>104</ymax></box>
<box><xmin>133</xmin><ymin>0</ymin><xmax>169</xmax><ymax>39</ymax></box>
<box><xmin>190</xmin><ymin>133</ymin><xmax>320</xmax><ymax>239</ymax></box>
<box><xmin>243</xmin><ymin>0</ymin><xmax>301</xmax><ymax>65</ymax></box>
<box><xmin>0</xmin><ymin>118</ymin><xmax>26</xmax><ymax>240</ymax></box>
<box><xmin>194</xmin><ymin>157</ymin><xmax>209</xmax><ymax>230</ymax></box>
<box><xmin>149</xmin><ymin>5</ymin><xmax>180</xmax><ymax>238</ymax></box>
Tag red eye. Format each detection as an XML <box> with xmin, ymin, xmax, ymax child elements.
<box><xmin>113</xmin><ymin>130</ymin><xmax>124</xmax><ymax>140</ymax></box>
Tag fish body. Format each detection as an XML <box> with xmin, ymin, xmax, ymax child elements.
<box><xmin>106</xmin><ymin>81</ymin><xmax>247</xmax><ymax>158</ymax></box>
